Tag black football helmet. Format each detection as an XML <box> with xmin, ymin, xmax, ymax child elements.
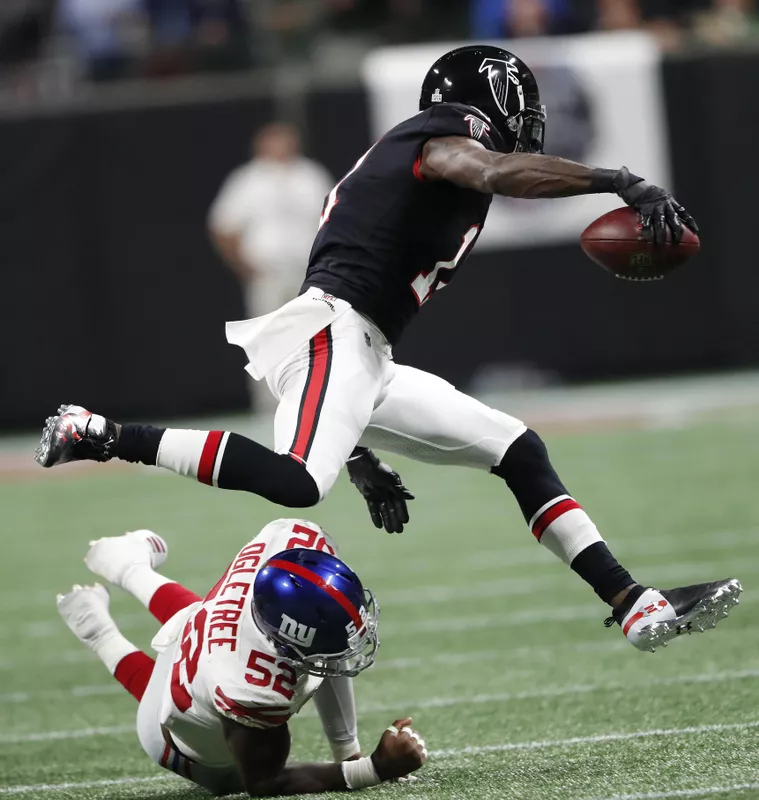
<box><xmin>419</xmin><ymin>45</ymin><xmax>546</xmax><ymax>154</ymax></box>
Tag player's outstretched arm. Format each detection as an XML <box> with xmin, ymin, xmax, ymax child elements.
<box><xmin>222</xmin><ymin>716</ymin><xmax>426</xmax><ymax>796</ymax></box>
<box><xmin>420</xmin><ymin>137</ymin><xmax>698</xmax><ymax>244</ymax></box>
<box><xmin>420</xmin><ymin>136</ymin><xmax>605</xmax><ymax>198</ymax></box>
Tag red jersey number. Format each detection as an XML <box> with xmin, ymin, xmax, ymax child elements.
<box><xmin>170</xmin><ymin>608</ymin><xmax>207</xmax><ymax>713</ymax></box>
<box><xmin>246</xmin><ymin>650</ymin><xmax>299</xmax><ymax>701</ymax></box>
<box><xmin>286</xmin><ymin>523</ymin><xmax>335</xmax><ymax>555</ymax></box>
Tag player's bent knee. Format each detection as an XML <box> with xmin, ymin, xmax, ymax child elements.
<box><xmin>491</xmin><ymin>428</ymin><xmax>551</xmax><ymax>481</ymax></box>
<box><xmin>491</xmin><ymin>428</ymin><xmax>569</xmax><ymax>523</ymax></box>
<box><xmin>270</xmin><ymin>456</ymin><xmax>321</xmax><ymax>508</ymax></box>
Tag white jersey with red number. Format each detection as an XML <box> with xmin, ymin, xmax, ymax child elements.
<box><xmin>154</xmin><ymin>518</ymin><xmax>337</xmax><ymax>767</ymax></box>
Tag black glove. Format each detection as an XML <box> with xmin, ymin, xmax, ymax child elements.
<box><xmin>347</xmin><ymin>448</ymin><xmax>414</xmax><ymax>533</ymax></box>
<box><xmin>613</xmin><ymin>166</ymin><xmax>699</xmax><ymax>246</ymax></box>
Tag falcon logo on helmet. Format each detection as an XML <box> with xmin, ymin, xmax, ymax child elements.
<box><xmin>478</xmin><ymin>58</ymin><xmax>523</xmax><ymax>117</ymax></box>
<box><xmin>464</xmin><ymin>114</ymin><xmax>490</xmax><ymax>140</ymax></box>
<box><xmin>418</xmin><ymin>45</ymin><xmax>547</xmax><ymax>155</ymax></box>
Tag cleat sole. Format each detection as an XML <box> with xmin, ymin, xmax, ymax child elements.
<box><xmin>636</xmin><ymin>579</ymin><xmax>742</xmax><ymax>653</ymax></box>
<box><xmin>34</xmin><ymin>404</ymin><xmax>76</xmax><ymax>468</ymax></box>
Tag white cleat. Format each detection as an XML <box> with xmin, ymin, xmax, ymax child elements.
<box><xmin>84</xmin><ymin>530</ymin><xmax>168</xmax><ymax>588</ymax></box>
<box><xmin>56</xmin><ymin>583</ymin><xmax>118</xmax><ymax>648</ymax></box>
<box><xmin>609</xmin><ymin>579</ymin><xmax>742</xmax><ymax>653</ymax></box>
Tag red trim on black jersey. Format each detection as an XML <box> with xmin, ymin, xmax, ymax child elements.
<box><xmin>531</xmin><ymin>498</ymin><xmax>582</xmax><ymax>540</ymax></box>
<box><xmin>413</xmin><ymin>154</ymin><xmax>424</xmax><ymax>181</ymax></box>
<box><xmin>266</xmin><ymin>558</ymin><xmax>363</xmax><ymax>629</ymax></box>
<box><xmin>289</xmin><ymin>327</ymin><xmax>333</xmax><ymax>464</ymax></box>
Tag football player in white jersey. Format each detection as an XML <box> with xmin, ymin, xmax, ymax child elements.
<box><xmin>57</xmin><ymin>519</ymin><xmax>427</xmax><ymax>795</ymax></box>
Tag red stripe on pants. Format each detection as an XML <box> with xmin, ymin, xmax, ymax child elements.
<box><xmin>291</xmin><ymin>329</ymin><xmax>331</xmax><ymax>462</ymax></box>
<box><xmin>113</xmin><ymin>651</ymin><xmax>155</xmax><ymax>702</ymax></box>
<box><xmin>198</xmin><ymin>431</ymin><xmax>224</xmax><ymax>485</ymax></box>
<box><xmin>148</xmin><ymin>582</ymin><xmax>202</xmax><ymax>625</ymax></box>
<box><xmin>531</xmin><ymin>498</ymin><xmax>581</xmax><ymax>540</ymax></box>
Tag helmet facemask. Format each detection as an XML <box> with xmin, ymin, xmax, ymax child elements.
<box><xmin>512</xmin><ymin>104</ymin><xmax>547</xmax><ymax>154</ymax></box>
<box><xmin>267</xmin><ymin>588</ymin><xmax>380</xmax><ymax>679</ymax></box>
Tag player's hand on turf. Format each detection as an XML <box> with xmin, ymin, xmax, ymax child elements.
<box><xmin>347</xmin><ymin>448</ymin><xmax>414</xmax><ymax>533</ymax></box>
<box><xmin>613</xmin><ymin>166</ymin><xmax>699</xmax><ymax>245</ymax></box>
<box><xmin>371</xmin><ymin>718</ymin><xmax>427</xmax><ymax>781</ymax></box>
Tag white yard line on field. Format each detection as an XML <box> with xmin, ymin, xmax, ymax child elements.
<box><xmin>0</xmin><ymin>776</ymin><xmax>175</xmax><ymax>796</ymax></box>
<box><xmin>1</xmin><ymin>525</ymin><xmax>755</xmax><ymax>615</ymax></box>
<box><xmin>4</xmin><ymin>668</ymin><xmax>759</xmax><ymax>743</ymax></box>
<box><xmin>0</xmin><ymin>631</ymin><xmax>632</xmax><ymax>673</ymax></box>
<box><xmin>355</xmin><ymin>668</ymin><xmax>759</xmax><ymax>716</ymax></box>
<box><xmin>7</xmin><ymin>578</ymin><xmax>753</xmax><ymax>644</ymax></box>
<box><xmin>597</xmin><ymin>783</ymin><xmax>759</xmax><ymax>800</ymax></box>
<box><xmin>0</xmin><ymin>640</ymin><xmax>631</xmax><ymax>700</ymax></box>
<box><xmin>428</xmin><ymin>719</ymin><xmax>759</xmax><ymax>758</ymax></box>
<box><xmin>0</xmin><ymin>725</ymin><xmax>134</xmax><ymax>743</ymax></box>
<box><xmin>2</xmin><ymin>721</ymin><xmax>759</xmax><ymax>795</ymax></box>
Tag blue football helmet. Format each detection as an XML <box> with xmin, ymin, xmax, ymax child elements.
<box><xmin>252</xmin><ymin>548</ymin><xmax>379</xmax><ymax>678</ymax></box>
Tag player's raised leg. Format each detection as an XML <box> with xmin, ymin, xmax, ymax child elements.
<box><xmin>57</xmin><ymin>584</ymin><xmax>155</xmax><ymax>701</ymax></box>
<box><xmin>359</xmin><ymin>363</ymin><xmax>742</xmax><ymax>651</ymax></box>
<box><xmin>35</xmin><ymin>314</ymin><xmax>384</xmax><ymax>508</ymax></box>
<box><xmin>84</xmin><ymin>529</ymin><xmax>202</xmax><ymax>624</ymax></box>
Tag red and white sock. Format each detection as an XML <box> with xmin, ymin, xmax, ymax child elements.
<box><xmin>121</xmin><ymin>564</ymin><xmax>175</xmax><ymax>609</ymax></box>
<box><xmin>530</xmin><ymin>495</ymin><xmax>604</xmax><ymax>564</ymax></box>
<box><xmin>121</xmin><ymin>563</ymin><xmax>201</xmax><ymax>624</ymax></box>
<box><xmin>148</xmin><ymin>582</ymin><xmax>202</xmax><ymax>625</ymax></box>
<box><xmin>156</xmin><ymin>429</ymin><xmax>231</xmax><ymax>487</ymax></box>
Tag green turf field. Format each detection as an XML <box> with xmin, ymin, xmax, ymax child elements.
<box><xmin>1</xmin><ymin>405</ymin><xmax>758</xmax><ymax>800</ymax></box>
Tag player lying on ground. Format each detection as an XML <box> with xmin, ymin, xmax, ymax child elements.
<box><xmin>39</xmin><ymin>45</ymin><xmax>740</xmax><ymax>652</ymax></box>
<box><xmin>57</xmin><ymin>520</ymin><xmax>426</xmax><ymax>796</ymax></box>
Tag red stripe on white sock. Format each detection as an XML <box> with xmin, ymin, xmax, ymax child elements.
<box><xmin>197</xmin><ymin>431</ymin><xmax>224</xmax><ymax>486</ymax></box>
<box><xmin>148</xmin><ymin>535</ymin><xmax>164</xmax><ymax>554</ymax></box>
<box><xmin>531</xmin><ymin>497</ymin><xmax>582</xmax><ymax>540</ymax></box>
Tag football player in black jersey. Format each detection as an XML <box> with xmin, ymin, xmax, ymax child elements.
<box><xmin>37</xmin><ymin>45</ymin><xmax>740</xmax><ymax>652</ymax></box>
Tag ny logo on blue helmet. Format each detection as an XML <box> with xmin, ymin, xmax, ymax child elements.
<box><xmin>253</xmin><ymin>547</ymin><xmax>379</xmax><ymax>678</ymax></box>
<box><xmin>278</xmin><ymin>614</ymin><xmax>316</xmax><ymax>648</ymax></box>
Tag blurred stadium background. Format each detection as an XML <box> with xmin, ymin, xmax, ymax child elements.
<box><xmin>2</xmin><ymin>2</ymin><xmax>759</xmax><ymax>799</ymax></box>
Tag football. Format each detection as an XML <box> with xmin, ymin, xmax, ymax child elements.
<box><xmin>580</xmin><ymin>206</ymin><xmax>700</xmax><ymax>281</ymax></box>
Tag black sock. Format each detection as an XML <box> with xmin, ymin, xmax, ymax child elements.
<box><xmin>217</xmin><ymin>433</ymin><xmax>320</xmax><ymax>507</ymax></box>
<box><xmin>116</xmin><ymin>424</ymin><xmax>165</xmax><ymax>465</ymax></box>
<box><xmin>570</xmin><ymin>542</ymin><xmax>636</xmax><ymax>605</ymax></box>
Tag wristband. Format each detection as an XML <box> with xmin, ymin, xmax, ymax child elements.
<box><xmin>341</xmin><ymin>756</ymin><xmax>381</xmax><ymax>790</ymax></box>
<box><xmin>588</xmin><ymin>168</ymin><xmax>617</xmax><ymax>193</ymax></box>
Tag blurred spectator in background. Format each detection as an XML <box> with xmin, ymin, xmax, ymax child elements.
<box><xmin>637</xmin><ymin>0</ymin><xmax>711</xmax><ymax>48</ymax></box>
<box><xmin>595</xmin><ymin>0</ymin><xmax>642</xmax><ymax>31</ymax></box>
<box><xmin>208</xmin><ymin>122</ymin><xmax>332</xmax><ymax>408</ymax></box>
<box><xmin>0</xmin><ymin>0</ymin><xmax>57</xmax><ymax>98</ymax></box>
<box><xmin>0</xmin><ymin>1</ymin><xmax>56</xmax><ymax>67</ymax></box>
<box><xmin>57</xmin><ymin>0</ymin><xmax>147</xmax><ymax>81</ymax></box>
<box><xmin>322</xmin><ymin>0</ymin><xmax>465</xmax><ymax>43</ymax></box>
<box><xmin>693</xmin><ymin>0</ymin><xmax>759</xmax><ymax>43</ymax></box>
<box><xmin>142</xmin><ymin>0</ymin><xmax>251</xmax><ymax>78</ymax></box>
<box><xmin>470</xmin><ymin>0</ymin><xmax>594</xmax><ymax>38</ymax></box>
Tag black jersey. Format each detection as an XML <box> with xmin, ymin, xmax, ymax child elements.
<box><xmin>302</xmin><ymin>103</ymin><xmax>498</xmax><ymax>344</ymax></box>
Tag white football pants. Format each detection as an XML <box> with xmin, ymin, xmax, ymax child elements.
<box><xmin>266</xmin><ymin>309</ymin><xmax>527</xmax><ymax>499</ymax></box>
<box><xmin>137</xmin><ymin>646</ymin><xmax>244</xmax><ymax>795</ymax></box>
